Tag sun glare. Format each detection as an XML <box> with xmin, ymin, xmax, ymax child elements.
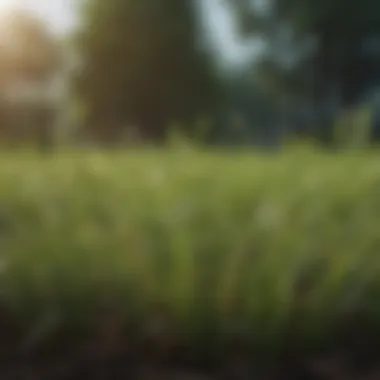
<box><xmin>0</xmin><ymin>0</ymin><xmax>13</xmax><ymax>10</ymax></box>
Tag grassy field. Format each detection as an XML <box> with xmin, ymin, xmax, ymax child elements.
<box><xmin>1</xmin><ymin>149</ymin><xmax>380</xmax><ymax>363</ymax></box>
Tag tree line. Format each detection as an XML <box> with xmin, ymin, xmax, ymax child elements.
<box><xmin>1</xmin><ymin>0</ymin><xmax>380</xmax><ymax>147</ymax></box>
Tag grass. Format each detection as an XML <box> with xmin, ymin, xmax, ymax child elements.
<box><xmin>1</xmin><ymin>148</ymin><xmax>380</xmax><ymax>358</ymax></box>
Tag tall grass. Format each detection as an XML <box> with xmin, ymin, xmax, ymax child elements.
<box><xmin>1</xmin><ymin>150</ymin><xmax>380</xmax><ymax>353</ymax></box>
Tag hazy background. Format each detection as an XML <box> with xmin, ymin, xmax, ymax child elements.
<box><xmin>0</xmin><ymin>0</ymin><xmax>377</xmax><ymax>149</ymax></box>
<box><xmin>0</xmin><ymin>0</ymin><xmax>257</xmax><ymax>67</ymax></box>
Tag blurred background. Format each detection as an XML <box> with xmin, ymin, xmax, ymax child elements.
<box><xmin>0</xmin><ymin>0</ymin><xmax>378</xmax><ymax>149</ymax></box>
<box><xmin>2</xmin><ymin>3</ymin><xmax>380</xmax><ymax>378</ymax></box>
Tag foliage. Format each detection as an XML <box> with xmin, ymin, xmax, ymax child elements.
<box><xmin>333</xmin><ymin>105</ymin><xmax>373</xmax><ymax>150</ymax></box>
<box><xmin>229</xmin><ymin>0</ymin><xmax>380</xmax><ymax>133</ymax></box>
<box><xmin>0</xmin><ymin>10</ymin><xmax>61</xmax><ymax>83</ymax></box>
<box><xmin>73</xmin><ymin>0</ymin><xmax>222</xmax><ymax>143</ymax></box>
<box><xmin>1</xmin><ymin>150</ymin><xmax>380</xmax><ymax>356</ymax></box>
<box><xmin>0</xmin><ymin>10</ymin><xmax>62</xmax><ymax>146</ymax></box>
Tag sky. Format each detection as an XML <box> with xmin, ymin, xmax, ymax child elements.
<box><xmin>199</xmin><ymin>0</ymin><xmax>261</xmax><ymax>68</ymax></box>
<box><xmin>0</xmin><ymin>0</ymin><xmax>259</xmax><ymax>68</ymax></box>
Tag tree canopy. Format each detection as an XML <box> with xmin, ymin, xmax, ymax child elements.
<box><xmin>228</xmin><ymin>0</ymin><xmax>380</xmax><ymax>141</ymax></box>
<box><xmin>0</xmin><ymin>10</ymin><xmax>61</xmax><ymax>84</ymax></box>
<box><xmin>74</xmin><ymin>0</ymin><xmax>223</xmax><ymax>143</ymax></box>
<box><xmin>0</xmin><ymin>10</ymin><xmax>62</xmax><ymax>145</ymax></box>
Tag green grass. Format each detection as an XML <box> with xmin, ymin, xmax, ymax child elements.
<box><xmin>1</xmin><ymin>149</ymin><xmax>380</xmax><ymax>353</ymax></box>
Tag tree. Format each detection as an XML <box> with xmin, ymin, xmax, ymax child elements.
<box><xmin>0</xmin><ymin>10</ymin><xmax>63</xmax><ymax>147</ymax></box>
<box><xmin>228</xmin><ymin>0</ymin><xmax>380</xmax><ymax>143</ymax></box>
<box><xmin>0</xmin><ymin>10</ymin><xmax>62</xmax><ymax>84</ymax></box>
<box><xmin>74</xmin><ymin>0</ymin><xmax>222</xmax><ymax>144</ymax></box>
